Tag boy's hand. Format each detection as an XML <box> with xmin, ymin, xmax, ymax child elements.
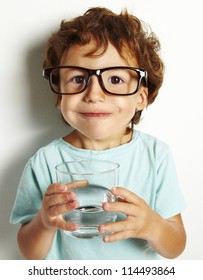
<box><xmin>40</xmin><ymin>180</ymin><xmax>88</xmax><ymax>232</ymax></box>
<box><xmin>98</xmin><ymin>187</ymin><xmax>160</xmax><ymax>243</ymax></box>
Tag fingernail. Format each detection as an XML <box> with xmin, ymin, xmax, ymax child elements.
<box><xmin>103</xmin><ymin>202</ymin><xmax>110</xmax><ymax>210</ymax></box>
<box><xmin>104</xmin><ymin>235</ymin><xmax>110</xmax><ymax>243</ymax></box>
<box><xmin>99</xmin><ymin>225</ymin><xmax>106</xmax><ymax>233</ymax></box>
<box><xmin>70</xmin><ymin>224</ymin><xmax>78</xmax><ymax>231</ymax></box>
<box><xmin>78</xmin><ymin>180</ymin><xmax>89</xmax><ymax>185</ymax></box>
<box><xmin>59</xmin><ymin>184</ymin><xmax>66</xmax><ymax>191</ymax></box>
<box><xmin>67</xmin><ymin>192</ymin><xmax>75</xmax><ymax>200</ymax></box>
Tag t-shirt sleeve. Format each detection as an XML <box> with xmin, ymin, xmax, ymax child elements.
<box><xmin>154</xmin><ymin>145</ymin><xmax>186</xmax><ymax>219</ymax></box>
<box><xmin>10</xmin><ymin>160</ymin><xmax>43</xmax><ymax>225</ymax></box>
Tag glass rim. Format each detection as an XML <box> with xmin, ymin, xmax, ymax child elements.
<box><xmin>43</xmin><ymin>65</ymin><xmax>147</xmax><ymax>74</ymax></box>
<box><xmin>55</xmin><ymin>160</ymin><xmax>120</xmax><ymax>176</ymax></box>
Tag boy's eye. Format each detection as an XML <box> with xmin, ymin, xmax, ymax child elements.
<box><xmin>108</xmin><ymin>76</ymin><xmax>123</xmax><ymax>84</ymax></box>
<box><xmin>73</xmin><ymin>76</ymin><xmax>86</xmax><ymax>84</ymax></box>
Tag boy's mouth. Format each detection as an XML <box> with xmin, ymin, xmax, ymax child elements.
<box><xmin>81</xmin><ymin>112</ymin><xmax>111</xmax><ymax>118</ymax></box>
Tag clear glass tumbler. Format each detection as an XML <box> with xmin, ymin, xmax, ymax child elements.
<box><xmin>55</xmin><ymin>160</ymin><xmax>119</xmax><ymax>238</ymax></box>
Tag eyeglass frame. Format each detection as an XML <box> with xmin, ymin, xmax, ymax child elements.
<box><xmin>43</xmin><ymin>66</ymin><xmax>148</xmax><ymax>96</ymax></box>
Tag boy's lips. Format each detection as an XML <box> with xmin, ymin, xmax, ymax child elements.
<box><xmin>80</xmin><ymin>112</ymin><xmax>112</xmax><ymax>118</ymax></box>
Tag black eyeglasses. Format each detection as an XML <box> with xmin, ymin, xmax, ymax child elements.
<box><xmin>43</xmin><ymin>66</ymin><xmax>147</xmax><ymax>96</ymax></box>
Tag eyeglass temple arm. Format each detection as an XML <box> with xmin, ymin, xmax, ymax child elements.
<box><xmin>42</xmin><ymin>69</ymin><xmax>49</xmax><ymax>79</ymax></box>
<box><xmin>141</xmin><ymin>70</ymin><xmax>148</xmax><ymax>86</ymax></box>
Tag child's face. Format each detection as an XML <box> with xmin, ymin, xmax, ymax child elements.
<box><xmin>57</xmin><ymin>41</ymin><xmax>147</xmax><ymax>141</ymax></box>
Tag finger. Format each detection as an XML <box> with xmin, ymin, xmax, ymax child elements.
<box><xmin>46</xmin><ymin>180</ymin><xmax>88</xmax><ymax>195</ymax></box>
<box><xmin>103</xmin><ymin>201</ymin><xmax>137</xmax><ymax>216</ymax></box>
<box><xmin>48</xmin><ymin>200</ymin><xmax>79</xmax><ymax>217</ymax></box>
<box><xmin>99</xmin><ymin>219</ymin><xmax>135</xmax><ymax>235</ymax></box>
<box><xmin>67</xmin><ymin>180</ymin><xmax>89</xmax><ymax>190</ymax></box>
<box><xmin>46</xmin><ymin>183</ymin><xmax>68</xmax><ymax>195</ymax></box>
<box><xmin>53</xmin><ymin>217</ymin><xmax>79</xmax><ymax>232</ymax></box>
<box><xmin>45</xmin><ymin>191</ymin><xmax>76</xmax><ymax>207</ymax></box>
<box><xmin>103</xmin><ymin>230</ymin><xmax>134</xmax><ymax>243</ymax></box>
<box><xmin>111</xmin><ymin>187</ymin><xmax>142</xmax><ymax>205</ymax></box>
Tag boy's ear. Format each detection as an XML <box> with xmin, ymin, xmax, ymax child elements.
<box><xmin>56</xmin><ymin>96</ymin><xmax>62</xmax><ymax>108</ymax></box>
<box><xmin>136</xmin><ymin>88</ymin><xmax>148</xmax><ymax>111</ymax></box>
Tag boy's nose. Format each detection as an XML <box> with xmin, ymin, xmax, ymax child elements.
<box><xmin>83</xmin><ymin>76</ymin><xmax>106</xmax><ymax>103</ymax></box>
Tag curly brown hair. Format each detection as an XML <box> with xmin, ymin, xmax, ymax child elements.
<box><xmin>43</xmin><ymin>7</ymin><xmax>164</xmax><ymax>125</ymax></box>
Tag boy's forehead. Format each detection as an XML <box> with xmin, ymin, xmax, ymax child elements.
<box><xmin>60</xmin><ymin>41</ymin><xmax>138</xmax><ymax>66</ymax></box>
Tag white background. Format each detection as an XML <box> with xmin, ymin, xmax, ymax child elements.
<box><xmin>0</xmin><ymin>0</ymin><xmax>203</xmax><ymax>260</ymax></box>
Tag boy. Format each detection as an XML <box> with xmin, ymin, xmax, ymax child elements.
<box><xmin>10</xmin><ymin>7</ymin><xmax>186</xmax><ymax>260</ymax></box>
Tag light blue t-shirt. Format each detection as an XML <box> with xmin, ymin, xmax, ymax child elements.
<box><xmin>10</xmin><ymin>130</ymin><xmax>186</xmax><ymax>259</ymax></box>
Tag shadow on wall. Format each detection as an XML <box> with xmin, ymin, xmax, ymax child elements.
<box><xmin>0</xmin><ymin>39</ymin><xmax>72</xmax><ymax>259</ymax></box>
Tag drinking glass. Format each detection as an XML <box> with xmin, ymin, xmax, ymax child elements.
<box><xmin>55</xmin><ymin>160</ymin><xmax>119</xmax><ymax>238</ymax></box>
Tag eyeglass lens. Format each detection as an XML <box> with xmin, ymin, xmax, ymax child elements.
<box><xmin>50</xmin><ymin>68</ymin><xmax>140</xmax><ymax>95</ymax></box>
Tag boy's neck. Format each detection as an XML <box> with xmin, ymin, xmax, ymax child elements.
<box><xmin>63</xmin><ymin>128</ymin><xmax>133</xmax><ymax>150</ymax></box>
